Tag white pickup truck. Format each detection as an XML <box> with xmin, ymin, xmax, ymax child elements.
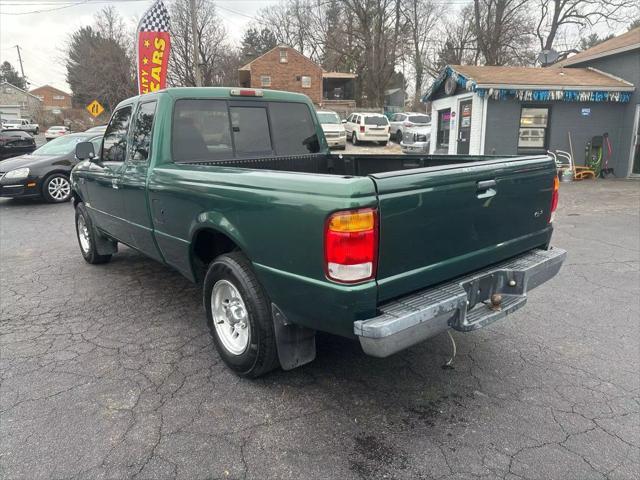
<box><xmin>2</xmin><ymin>118</ymin><xmax>39</xmax><ymax>135</ymax></box>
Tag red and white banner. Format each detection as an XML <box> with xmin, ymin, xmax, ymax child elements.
<box><xmin>136</xmin><ymin>0</ymin><xmax>171</xmax><ymax>95</ymax></box>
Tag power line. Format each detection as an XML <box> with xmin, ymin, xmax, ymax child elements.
<box><xmin>0</xmin><ymin>0</ymin><xmax>88</xmax><ymax>15</ymax></box>
<box><xmin>0</xmin><ymin>0</ymin><xmax>150</xmax><ymax>15</ymax></box>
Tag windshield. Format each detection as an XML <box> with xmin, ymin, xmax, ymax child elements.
<box><xmin>5</xmin><ymin>120</ymin><xmax>21</xmax><ymax>125</ymax></box>
<box><xmin>408</xmin><ymin>115</ymin><xmax>430</xmax><ymax>124</ymax></box>
<box><xmin>364</xmin><ymin>116</ymin><xmax>389</xmax><ymax>126</ymax></box>
<box><xmin>33</xmin><ymin>135</ymin><xmax>88</xmax><ymax>155</ymax></box>
<box><xmin>317</xmin><ymin>112</ymin><xmax>340</xmax><ymax>125</ymax></box>
<box><xmin>48</xmin><ymin>127</ymin><xmax>66</xmax><ymax>131</ymax></box>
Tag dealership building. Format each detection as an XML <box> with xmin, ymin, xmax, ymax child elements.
<box><xmin>423</xmin><ymin>28</ymin><xmax>640</xmax><ymax>177</ymax></box>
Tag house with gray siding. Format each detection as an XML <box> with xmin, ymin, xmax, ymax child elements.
<box><xmin>552</xmin><ymin>27</ymin><xmax>640</xmax><ymax>177</ymax></box>
<box><xmin>423</xmin><ymin>27</ymin><xmax>639</xmax><ymax>177</ymax></box>
<box><xmin>0</xmin><ymin>82</ymin><xmax>43</xmax><ymax>122</ymax></box>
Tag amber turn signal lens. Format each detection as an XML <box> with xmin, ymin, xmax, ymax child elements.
<box><xmin>328</xmin><ymin>209</ymin><xmax>375</xmax><ymax>233</ymax></box>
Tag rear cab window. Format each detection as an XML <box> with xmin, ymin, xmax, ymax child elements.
<box><xmin>172</xmin><ymin>99</ymin><xmax>320</xmax><ymax>163</ymax></box>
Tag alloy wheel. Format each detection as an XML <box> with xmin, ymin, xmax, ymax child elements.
<box><xmin>48</xmin><ymin>176</ymin><xmax>71</xmax><ymax>201</ymax></box>
<box><xmin>76</xmin><ymin>214</ymin><xmax>90</xmax><ymax>253</ymax></box>
<box><xmin>211</xmin><ymin>279</ymin><xmax>250</xmax><ymax>355</ymax></box>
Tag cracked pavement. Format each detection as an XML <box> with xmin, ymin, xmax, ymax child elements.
<box><xmin>1</xmin><ymin>180</ymin><xmax>638</xmax><ymax>480</ymax></box>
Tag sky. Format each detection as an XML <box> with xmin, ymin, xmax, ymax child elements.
<box><xmin>0</xmin><ymin>0</ymin><xmax>278</xmax><ymax>92</ymax></box>
<box><xmin>0</xmin><ymin>0</ymin><xmax>632</xmax><ymax>95</ymax></box>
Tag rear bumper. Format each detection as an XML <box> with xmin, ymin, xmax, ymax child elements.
<box><xmin>400</xmin><ymin>141</ymin><xmax>429</xmax><ymax>153</ymax></box>
<box><xmin>354</xmin><ymin>247</ymin><xmax>566</xmax><ymax>357</ymax></box>
<box><xmin>355</xmin><ymin>132</ymin><xmax>390</xmax><ymax>142</ymax></box>
<box><xmin>326</xmin><ymin>137</ymin><xmax>346</xmax><ymax>147</ymax></box>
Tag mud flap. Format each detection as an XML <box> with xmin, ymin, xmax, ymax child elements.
<box><xmin>93</xmin><ymin>227</ymin><xmax>118</xmax><ymax>255</ymax></box>
<box><xmin>272</xmin><ymin>304</ymin><xmax>316</xmax><ymax>370</ymax></box>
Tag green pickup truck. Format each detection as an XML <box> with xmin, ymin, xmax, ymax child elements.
<box><xmin>71</xmin><ymin>87</ymin><xmax>566</xmax><ymax>377</ymax></box>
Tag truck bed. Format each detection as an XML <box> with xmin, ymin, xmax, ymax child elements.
<box><xmin>177</xmin><ymin>153</ymin><xmax>517</xmax><ymax>176</ymax></box>
<box><xmin>175</xmin><ymin>153</ymin><xmax>556</xmax><ymax>302</ymax></box>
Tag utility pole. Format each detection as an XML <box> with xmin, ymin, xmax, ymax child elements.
<box><xmin>15</xmin><ymin>45</ymin><xmax>26</xmax><ymax>82</ymax></box>
<box><xmin>189</xmin><ymin>0</ymin><xmax>202</xmax><ymax>87</ymax></box>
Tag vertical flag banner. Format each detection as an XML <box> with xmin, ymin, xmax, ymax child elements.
<box><xmin>137</xmin><ymin>0</ymin><xmax>171</xmax><ymax>94</ymax></box>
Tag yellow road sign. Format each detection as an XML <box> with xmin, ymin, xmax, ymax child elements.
<box><xmin>86</xmin><ymin>100</ymin><xmax>104</xmax><ymax>118</ymax></box>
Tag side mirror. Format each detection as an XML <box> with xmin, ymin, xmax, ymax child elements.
<box><xmin>75</xmin><ymin>141</ymin><xmax>96</xmax><ymax>161</ymax></box>
<box><xmin>341</xmin><ymin>119</ymin><xmax>347</xmax><ymax>124</ymax></box>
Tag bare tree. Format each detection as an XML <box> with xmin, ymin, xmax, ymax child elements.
<box><xmin>473</xmin><ymin>0</ymin><xmax>535</xmax><ymax>65</ymax></box>
<box><xmin>95</xmin><ymin>5</ymin><xmax>128</xmax><ymax>46</ymax></box>
<box><xmin>169</xmin><ymin>0</ymin><xmax>236</xmax><ymax>86</ymax></box>
<box><xmin>433</xmin><ymin>5</ymin><xmax>479</xmax><ymax>73</ymax></box>
<box><xmin>336</xmin><ymin>0</ymin><xmax>405</xmax><ymax>107</ymax></box>
<box><xmin>402</xmin><ymin>0</ymin><xmax>443</xmax><ymax>107</ymax></box>
<box><xmin>535</xmin><ymin>0</ymin><xmax>638</xmax><ymax>58</ymax></box>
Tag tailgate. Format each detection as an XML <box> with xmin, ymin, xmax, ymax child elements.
<box><xmin>371</xmin><ymin>156</ymin><xmax>556</xmax><ymax>301</ymax></box>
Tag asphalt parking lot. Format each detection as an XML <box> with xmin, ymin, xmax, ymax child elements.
<box><xmin>1</xmin><ymin>180</ymin><xmax>638</xmax><ymax>480</ymax></box>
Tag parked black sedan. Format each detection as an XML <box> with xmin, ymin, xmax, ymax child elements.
<box><xmin>0</xmin><ymin>129</ymin><xmax>37</xmax><ymax>160</ymax></box>
<box><xmin>0</xmin><ymin>133</ymin><xmax>102</xmax><ymax>203</ymax></box>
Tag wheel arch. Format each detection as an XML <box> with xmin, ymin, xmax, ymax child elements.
<box><xmin>190</xmin><ymin>226</ymin><xmax>246</xmax><ymax>283</ymax></box>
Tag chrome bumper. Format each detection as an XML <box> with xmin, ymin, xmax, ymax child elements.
<box><xmin>354</xmin><ymin>248</ymin><xmax>566</xmax><ymax>357</ymax></box>
<box><xmin>400</xmin><ymin>141</ymin><xmax>429</xmax><ymax>153</ymax></box>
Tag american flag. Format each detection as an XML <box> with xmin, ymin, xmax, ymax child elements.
<box><xmin>138</xmin><ymin>0</ymin><xmax>170</xmax><ymax>32</ymax></box>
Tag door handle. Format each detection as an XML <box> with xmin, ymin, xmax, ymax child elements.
<box><xmin>477</xmin><ymin>179</ymin><xmax>497</xmax><ymax>190</ymax></box>
<box><xmin>477</xmin><ymin>188</ymin><xmax>496</xmax><ymax>199</ymax></box>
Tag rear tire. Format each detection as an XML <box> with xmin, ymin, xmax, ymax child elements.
<box><xmin>204</xmin><ymin>252</ymin><xmax>279</xmax><ymax>378</ymax></box>
<box><xmin>378</xmin><ymin>141</ymin><xmax>388</xmax><ymax>146</ymax></box>
<box><xmin>75</xmin><ymin>203</ymin><xmax>112</xmax><ymax>264</ymax></box>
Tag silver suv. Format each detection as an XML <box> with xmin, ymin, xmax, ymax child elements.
<box><xmin>389</xmin><ymin>112</ymin><xmax>430</xmax><ymax>143</ymax></box>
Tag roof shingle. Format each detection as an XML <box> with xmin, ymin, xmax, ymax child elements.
<box><xmin>450</xmin><ymin>65</ymin><xmax>633</xmax><ymax>89</ymax></box>
<box><xmin>554</xmin><ymin>27</ymin><xmax>640</xmax><ymax>67</ymax></box>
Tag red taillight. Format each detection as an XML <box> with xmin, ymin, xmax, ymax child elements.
<box><xmin>325</xmin><ymin>208</ymin><xmax>378</xmax><ymax>283</ymax></box>
<box><xmin>550</xmin><ymin>176</ymin><xmax>559</xmax><ymax>223</ymax></box>
<box><xmin>360</xmin><ymin>125</ymin><xmax>365</xmax><ymax>133</ymax></box>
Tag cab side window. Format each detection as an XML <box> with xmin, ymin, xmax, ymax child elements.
<box><xmin>102</xmin><ymin>106</ymin><xmax>132</xmax><ymax>163</ymax></box>
<box><xmin>129</xmin><ymin>101</ymin><xmax>157</xmax><ymax>163</ymax></box>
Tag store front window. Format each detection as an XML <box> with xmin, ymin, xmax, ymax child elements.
<box><xmin>437</xmin><ymin>109</ymin><xmax>451</xmax><ymax>151</ymax></box>
<box><xmin>518</xmin><ymin>106</ymin><xmax>550</xmax><ymax>153</ymax></box>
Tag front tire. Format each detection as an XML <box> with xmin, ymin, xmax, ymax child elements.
<box><xmin>352</xmin><ymin>132</ymin><xmax>359</xmax><ymax>145</ymax></box>
<box><xmin>75</xmin><ymin>203</ymin><xmax>112</xmax><ymax>264</ymax></box>
<box><xmin>396</xmin><ymin>130</ymin><xmax>403</xmax><ymax>143</ymax></box>
<box><xmin>204</xmin><ymin>252</ymin><xmax>279</xmax><ymax>378</ymax></box>
<box><xmin>42</xmin><ymin>174</ymin><xmax>72</xmax><ymax>203</ymax></box>
<box><xmin>378</xmin><ymin>141</ymin><xmax>388</xmax><ymax>146</ymax></box>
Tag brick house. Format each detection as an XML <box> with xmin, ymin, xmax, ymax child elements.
<box><xmin>0</xmin><ymin>81</ymin><xmax>43</xmax><ymax>121</ymax></box>
<box><xmin>238</xmin><ymin>46</ymin><xmax>357</xmax><ymax>111</ymax></box>
<box><xmin>239</xmin><ymin>46</ymin><xmax>323</xmax><ymax>104</ymax></box>
<box><xmin>30</xmin><ymin>85</ymin><xmax>72</xmax><ymax>112</ymax></box>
